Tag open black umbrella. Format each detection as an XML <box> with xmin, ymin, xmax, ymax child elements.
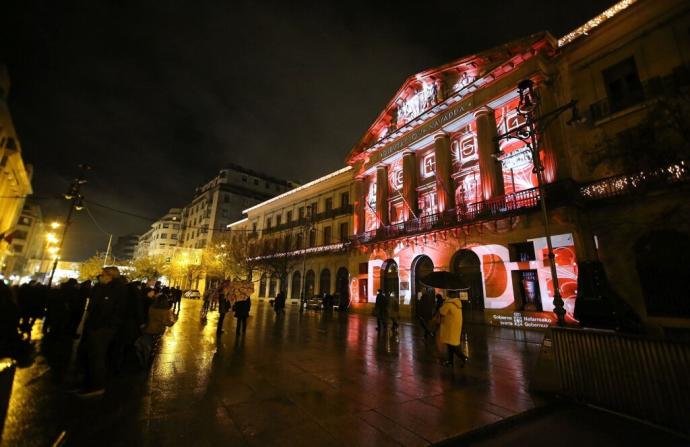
<box><xmin>420</xmin><ymin>271</ymin><xmax>469</xmax><ymax>290</ymax></box>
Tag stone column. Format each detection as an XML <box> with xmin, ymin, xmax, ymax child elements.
<box><xmin>353</xmin><ymin>178</ymin><xmax>365</xmax><ymax>234</ymax></box>
<box><xmin>433</xmin><ymin>133</ymin><xmax>455</xmax><ymax>213</ymax></box>
<box><xmin>376</xmin><ymin>165</ymin><xmax>389</xmax><ymax>227</ymax></box>
<box><xmin>474</xmin><ymin>107</ymin><xmax>505</xmax><ymax>200</ymax></box>
<box><xmin>402</xmin><ymin>151</ymin><xmax>418</xmax><ymax>220</ymax></box>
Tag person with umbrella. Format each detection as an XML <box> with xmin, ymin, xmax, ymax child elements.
<box><xmin>421</xmin><ymin>271</ymin><xmax>469</xmax><ymax>368</ymax></box>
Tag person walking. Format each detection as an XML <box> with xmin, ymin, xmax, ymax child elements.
<box><xmin>135</xmin><ymin>290</ymin><xmax>175</xmax><ymax>367</ymax></box>
<box><xmin>216</xmin><ymin>289</ymin><xmax>229</xmax><ymax>335</ymax></box>
<box><xmin>388</xmin><ymin>291</ymin><xmax>400</xmax><ymax>332</ymax></box>
<box><xmin>374</xmin><ymin>289</ymin><xmax>387</xmax><ymax>331</ymax></box>
<box><xmin>438</xmin><ymin>293</ymin><xmax>466</xmax><ymax>368</ymax></box>
<box><xmin>274</xmin><ymin>291</ymin><xmax>286</xmax><ymax>316</ymax></box>
<box><xmin>233</xmin><ymin>294</ymin><xmax>251</xmax><ymax>336</ymax></box>
<box><xmin>76</xmin><ymin>267</ymin><xmax>127</xmax><ymax>397</ymax></box>
<box><xmin>417</xmin><ymin>290</ymin><xmax>435</xmax><ymax>338</ymax></box>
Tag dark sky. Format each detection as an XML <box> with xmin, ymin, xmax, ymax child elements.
<box><xmin>2</xmin><ymin>0</ymin><xmax>617</xmax><ymax>260</ymax></box>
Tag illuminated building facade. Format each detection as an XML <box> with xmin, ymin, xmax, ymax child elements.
<box><xmin>346</xmin><ymin>0</ymin><xmax>690</xmax><ymax>329</ymax></box>
<box><xmin>3</xmin><ymin>203</ymin><xmax>46</xmax><ymax>278</ymax></box>
<box><xmin>0</xmin><ymin>65</ymin><xmax>33</xmax><ymax>272</ymax></box>
<box><xmin>230</xmin><ymin>167</ymin><xmax>353</xmax><ymax>302</ymax></box>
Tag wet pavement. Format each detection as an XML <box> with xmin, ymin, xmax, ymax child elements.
<box><xmin>2</xmin><ymin>299</ymin><xmax>549</xmax><ymax>446</ymax></box>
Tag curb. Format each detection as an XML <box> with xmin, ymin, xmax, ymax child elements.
<box><xmin>432</xmin><ymin>401</ymin><xmax>561</xmax><ymax>446</ymax></box>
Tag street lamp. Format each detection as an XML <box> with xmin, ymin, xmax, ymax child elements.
<box><xmin>495</xmin><ymin>79</ymin><xmax>579</xmax><ymax>326</ymax></box>
<box><xmin>48</xmin><ymin>164</ymin><xmax>91</xmax><ymax>287</ymax></box>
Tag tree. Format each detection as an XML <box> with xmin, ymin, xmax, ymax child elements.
<box><xmin>130</xmin><ymin>255</ymin><xmax>167</xmax><ymax>281</ymax></box>
<box><xmin>79</xmin><ymin>253</ymin><xmax>106</xmax><ymax>281</ymax></box>
<box><xmin>252</xmin><ymin>229</ymin><xmax>302</xmax><ymax>295</ymax></box>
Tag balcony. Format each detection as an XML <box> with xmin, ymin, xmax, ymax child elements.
<box><xmin>589</xmin><ymin>65</ymin><xmax>690</xmax><ymax>122</ymax></box>
<box><xmin>352</xmin><ymin>187</ymin><xmax>544</xmax><ymax>245</ymax></box>
<box><xmin>351</xmin><ymin>161</ymin><xmax>690</xmax><ymax>246</ymax></box>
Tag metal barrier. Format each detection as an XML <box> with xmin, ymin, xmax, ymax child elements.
<box><xmin>551</xmin><ymin>328</ymin><xmax>690</xmax><ymax>436</ymax></box>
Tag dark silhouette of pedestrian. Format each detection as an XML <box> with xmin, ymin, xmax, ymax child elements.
<box><xmin>274</xmin><ymin>291</ymin><xmax>286</xmax><ymax>316</ymax></box>
<box><xmin>66</xmin><ymin>280</ymin><xmax>90</xmax><ymax>338</ymax></box>
<box><xmin>76</xmin><ymin>267</ymin><xmax>127</xmax><ymax>397</ymax></box>
<box><xmin>0</xmin><ymin>282</ymin><xmax>24</xmax><ymax>359</ymax></box>
<box><xmin>217</xmin><ymin>290</ymin><xmax>229</xmax><ymax>335</ymax></box>
<box><xmin>233</xmin><ymin>295</ymin><xmax>251</xmax><ymax>336</ymax></box>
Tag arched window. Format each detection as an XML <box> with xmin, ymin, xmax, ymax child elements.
<box><xmin>320</xmin><ymin>269</ymin><xmax>331</xmax><ymax>295</ymax></box>
<box><xmin>305</xmin><ymin>270</ymin><xmax>315</xmax><ymax>297</ymax></box>
<box><xmin>291</xmin><ymin>271</ymin><xmax>301</xmax><ymax>299</ymax></box>
<box><xmin>258</xmin><ymin>273</ymin><xmax>267</xmax><ymax>297</ymax></box>
<box><xmin>268</xmin><ymin>273</ymin><xmax>278</xmax><ymax>297</ymax></box>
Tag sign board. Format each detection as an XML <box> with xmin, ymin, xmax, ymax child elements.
<box><xmin>485</xmin><ymin>309</ymin><xmax>556</xmax><ymax>330</ymax></box>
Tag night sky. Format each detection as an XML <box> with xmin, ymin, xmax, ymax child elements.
<box><xmin>2</xmin><ymin>0</ymin><xmax>617</xmax><ymax>260</ymax></box>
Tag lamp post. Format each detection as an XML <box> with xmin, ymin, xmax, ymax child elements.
<box><xmin>299</xmin><ymin>204</ymin><xmax>314</xmax><ymax>312</ymax></box>
<box><xmin>495</xmin><ymin>79</ymin><xmax>580</xmax><ymax>326</ymax></box>
<box><xmin>48</xmin><ymin>164</ymin><xmax>90</xmax><ymax>287</ymax></box>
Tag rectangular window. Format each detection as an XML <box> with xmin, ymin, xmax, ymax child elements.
<box><xmin>286</xmin><ymin>210</ymin><xmax>292</xmax><ymax>222</ymax></box>
<box><xmin>161</xmin><ymin>233</ymin><xmax>167</xmax><ymax>239</ymax></box>
<box><xmin>509</xmin><ymin>242</ymin><xmax>536</xmax><ymax>262</ymax></box>
<box><xmin>296</xmin><ymin>232</ymin><xmax>304</xmax><ymax>249</ymax></box>
<box><xmin>308</xmin><ymin>229</ymin><xmax>316</xmax><ymax>247</ymax></box>
<box><xmin>341</xmin><ymin>192</ymin><xmax>349</xmax><ymax>207</ymax></box>
<box><xmin>603</xmin><ymin>57</ymin><xmax>644</xmax><ymax>113</ymax></box>
<box><xmin>358</xmin><ymin>262</ymin><xmax>368</xmax><ymax>275</ymax></box>
<box><xmin>325</xmin><ymin>198</ymin><xmax>333</xmax><ymax>211</ymax></box>
<box><xmin>298</xmin><ymin>207</ymin><xmax>305</xmax><ymax>220</ymax></box>
<box><xmin>171</xmin><ymin>234</ymin><xmax>178</xmax><ymax>240</ymax></box>
<box><xmin>276</xmin><ymin>214</ymin><xmax>282</xmax><ymax>226</ymax></box>
<box><xmin>339</xmin><ymin>222</ymin><xmax>349</xmax><ymax>242</ymax></box>
<box><xmin>310</xmin><ymin>202</ymin><xmax>318</xmax><ymax>215</ymax></box>
<box><xmin>323</xmin><ymin>226</ymin><xmax>332</xmax><ymax>245</ymax></box>
<box><xmin>163</xmin><ymin>223</ymin><xmax>169</xmax><ymax>228</ymax></box>
<box><xmin>265</xmin><ymin>217</ymin><xmax>271</xmax><ymax>229</ymax></box>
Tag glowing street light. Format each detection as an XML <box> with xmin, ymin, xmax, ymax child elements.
<box><xmin>46</xmin><ymin>232</ymin><xmax>59</xmax><ymax>244</ymax></box>
<box><xmin>48</xmin><ymin>246</ymin><xmax>60</xmax><ymax>255</ymax></box>
<box><xmin>50</xmin><ymin>222</ymin><xmax>62</xmax><ymax>230</ymax></box>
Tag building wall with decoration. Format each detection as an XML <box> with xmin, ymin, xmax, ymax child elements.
<box><xmin>346</xmin><ymin>0</ymin><xmax>690</xmax><ymax>330</ymax></box>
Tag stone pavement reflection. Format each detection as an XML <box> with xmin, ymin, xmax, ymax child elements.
<box><xmin>2</xmin><ymin>299</ymin><xmax>547</xmax><ymax>446</ymax></box>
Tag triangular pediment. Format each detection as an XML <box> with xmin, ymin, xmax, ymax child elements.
<box><xmin>346</xmin><ymin>32</ymin><xmax>555</xmax><ymax>166</ymax></box>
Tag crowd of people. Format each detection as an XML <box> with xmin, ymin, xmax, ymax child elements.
<box><xmin>0</xmin><ymin>268</ymin><xmax>189</xmax><ymax>397</ymax></box>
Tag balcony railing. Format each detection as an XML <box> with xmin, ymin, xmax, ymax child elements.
<box><xmin>351</xmin><ymin>160</ymin><xmax>689</xmax><ymax>246</ymax></box>
<box><xmin>352</xmin><ymin>187</ymin><xmax>543</xmax><ymax>245</ymax></box>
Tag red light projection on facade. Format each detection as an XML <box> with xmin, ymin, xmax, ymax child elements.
<box><xmin>364</xmin><ymin>176</ymin><xmax>378</xmax><ymax>232</ymax></box>
<box><xmin>496</xmin><ymin>96</ymin><xmax>538</xmax><ymax>194</ymax></box>
<box><xmin>451</xmin><ymin>122</ymin><xmax>482</xmax><ymax>207</ymax></box>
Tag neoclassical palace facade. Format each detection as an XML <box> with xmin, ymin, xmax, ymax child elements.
<box><xmin>233</xmin><ymin>0</ymin><xmax>690</xmax><ymax>331</ymax></box>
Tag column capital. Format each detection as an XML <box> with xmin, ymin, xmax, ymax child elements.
<box><xmin>433</xmin><ymin>131</ymin><xmax>449</xmax><ymax>141</ymax></box>
<box><xmin>376</xmin><ymin>164</ymin><xmax>388</xmax><ymax>172</ymax></box>
<box><xmin>473</xmin><ymin>106</ymin><xmax>494</xmax><ymax>119</ymax></box>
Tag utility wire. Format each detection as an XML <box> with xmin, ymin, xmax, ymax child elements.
<box><xmin>84</xmin><ymin>205</ymin><xmax>112</xmax><ymax>236</ymax></box>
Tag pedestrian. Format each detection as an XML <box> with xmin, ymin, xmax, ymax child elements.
<box><xmin>217</xmin><ymin>288</ymin><xmax>230</xmax><ymax>335</ymax></box>
<box><xmin>111</xmin><ymin>279</ymin><xmax>146</xmax><ymax>373</ymax></box>
<box><xmin>66</xmin><ymin>280</ymin><xmax>90</xmax><ymax>338</ymax></box>
<box><xmin>438</xmin><ymin>292</ymin><xmax>466</xmax><ymax>368</ymax></box>
<box><xmin>274</xmin><ymin>290</ymin><xmax>286</xmax><ymax>316</ymax></box>
<box><xmin>75</xmin><ymin>266</ymin><xmax>127</xmax><ymax>397</ymax></box>
<box><xmin>135</xmin><ymin>289</ymin><xmax>175</xmax><ymax>368</ymax></box>
<box><xmin>0</xmin><ymin>281</ymin><xmax>23</xmax><ymax>359</ymax></box>
<box><xmin>374</xmin><ymin>289</ymin><xmax>387</xmax><ymax>331</ymax></box>
<box><xmin>233</xmin><ymin>294</ymin><xmax>251</xmax><ymax>336</ymax></box>
<box><xmin>417</xmin><ymin>290</ymin><xmax>435</xmax><ymax>338</ymax></box>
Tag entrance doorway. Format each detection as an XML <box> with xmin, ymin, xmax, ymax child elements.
<box><xmin>452</xmin><ymin>250</ymin><xmax>484</xmax><ymax>310</ymax></box>
<box><xmin>381</xmin><ymin>259</ymin><xmax>399</xmax><ymax>302</ymax></box>
<box><xmin>291</xmin><ymin>271</ymin><xmax>301</xmax><ymax>300</ymax></box>
<box><xmin>412</xmin><ymin>255</ymin><xmax>434</xmax><ymax>317</ymax></box>
<box><xmin>336</xmin><ymin>267</ymin><xmax>349</xmax><ymax>306</ymax></box>
<box><xmin>305</xmin><ymin>270</ymin><xmax>315</xmax><ymax>298</ymax></box>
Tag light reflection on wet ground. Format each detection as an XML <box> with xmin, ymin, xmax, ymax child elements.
<box><xmin>2</xmin><ymin>300</ymin><xmax>547</xmax><ymax>446</ymax></box>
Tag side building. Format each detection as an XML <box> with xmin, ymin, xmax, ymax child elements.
<box><xmin>180</xmin><ymin>165</ymin><xmax>297</xmax><ymax>251</ymax></box>
<box><xmin>229</xmin><ymin>167</ymin><xmax>354</xmax><ymax>304</ymax></box>
<box><xmin>113</xmin><ymin>234</ymin><xmax>139</xmax><ymax>262</ymax></box>
<box><xmin>3</xmin><ymin>202</ymin><xmax>45</xmax><ymax>280</ymax></box>
<box><xmin>0</xmin><ymin>65</ymin><xmax>33</xmax><ymax>272</ymax></box>
<box><xmin>134</xmin><ymin>208</ymin><xmax>182</xmax><ymax>259</ymax></box>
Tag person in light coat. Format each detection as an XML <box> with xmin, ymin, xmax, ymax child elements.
<box><xmin>439</xmin><ymin>294</ymin><xmax>466</xmax><ymax>368</ymax></box>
